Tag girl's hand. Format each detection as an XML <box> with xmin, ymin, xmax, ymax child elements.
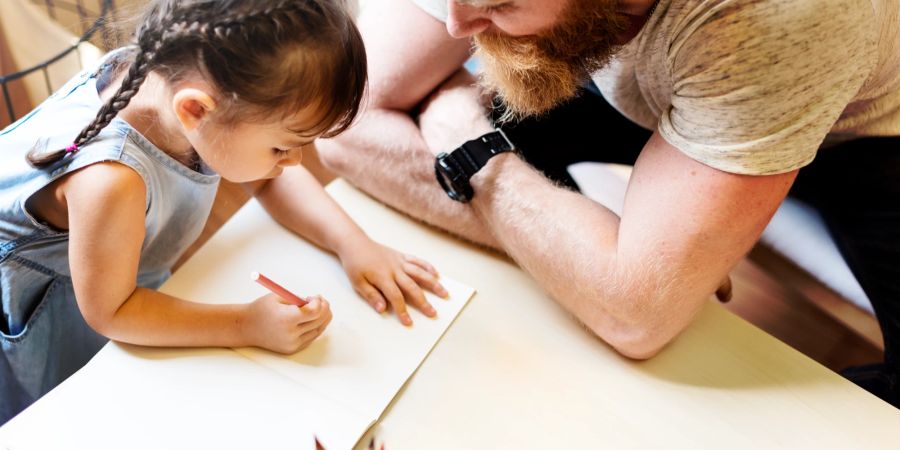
<box><xmin>244</xmin><ymin>294</ymin><xmax>332</xmax><ymax>354</ymax></box>
<box><xmin>341</xmin><ymin>240</ymin><xmax>449</xmax><ymax>326</ymax></box>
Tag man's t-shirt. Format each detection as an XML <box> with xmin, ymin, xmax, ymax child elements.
<box><xmin>411</xmin><ymin>0</ymin><xmax>900</xmax><ymax>175</ymax></box>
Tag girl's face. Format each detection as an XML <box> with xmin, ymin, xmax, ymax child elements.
<box><xmin>192</xmin><ymin>108</ymin><xmax>321</xmax><ymax>183</ymax></box>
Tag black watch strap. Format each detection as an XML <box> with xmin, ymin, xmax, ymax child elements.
<box><xmin>455</xmin><ymin>130</ymin><xmax>514</xmax><ymax>175</ymax></box>
<box><xmin>435</xmin><ymin>130</ymin><xmax>515</xmax><ymax>203</ymax></box>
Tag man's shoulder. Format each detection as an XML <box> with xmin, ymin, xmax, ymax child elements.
<box><xmin>661</xmin><ymin>0</ymin><xmax>874</xmax><ymax>65</ymax></box>
<box><xmin>668</xmin><ymin>0</ymin><xmax>872</xmax><ymax>33</ymax></box>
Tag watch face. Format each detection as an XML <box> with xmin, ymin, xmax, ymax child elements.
<box><xmin>435</xmin><ymin>153</ymin><xmax>473</xmax><ymax>202</ymax></box>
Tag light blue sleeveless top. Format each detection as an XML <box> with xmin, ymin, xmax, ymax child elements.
<box><xmin>0</xmin><ymin>51</ymin><xmax>220</xmax><ymax>423</ymax></box>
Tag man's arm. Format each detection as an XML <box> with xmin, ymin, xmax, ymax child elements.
<box><xmin>470</xmin><ymin>134</ymin><xmax>796</xmax><ymax>358</ymax></box>
<box><xmin>316</xmin><ymin>0</ymin><xmax>500</xmax><ymax>247</ymax></box>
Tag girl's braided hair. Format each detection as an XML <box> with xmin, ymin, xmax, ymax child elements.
<box><xmin>28</xmin><ymin>0</ymin><xmax>366</xmax><ymax>168</ymax></box>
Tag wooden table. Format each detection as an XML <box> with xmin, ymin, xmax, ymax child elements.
<box><xmin>2</xmin><ymin>180</ymin><xmax>898</xmax><ymax>449</ymax></box>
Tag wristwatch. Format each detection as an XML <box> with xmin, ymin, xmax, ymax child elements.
<box><xmin>434</xmin><ymin>129</ymin><xmax>515</xmax><ymax>203</ymax></box>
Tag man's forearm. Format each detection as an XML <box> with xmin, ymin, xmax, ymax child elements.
<box><xmin>469</xmin><ymin>153</ymin><xmax>706</xmax><ymax>358</ymax></box>
<box><xmin>318</xmin><ymin>107</ymin><xmax>696</xmax><ymax>357</ymax></box>
<box><xmin>317</xmin><ymin>108</ymin><xmax>500</xmax><ymax>248</ymax></box>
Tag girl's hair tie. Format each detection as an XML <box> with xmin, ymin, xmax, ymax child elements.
<box><xmin>65</xmin><ymin>143</ymin><xmax>79</xmax><ymax>154</ymax></box>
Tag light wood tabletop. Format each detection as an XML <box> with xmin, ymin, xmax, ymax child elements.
<box><xmin>2</xmin><ymin>180</ymin><xmax>898</xmax><ymax>450</ymax></box>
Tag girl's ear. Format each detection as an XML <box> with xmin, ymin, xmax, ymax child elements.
<box><xmin>172</xmin><ymin>88</ymin><xmax>218</xmax><ymax>131</ymax></box>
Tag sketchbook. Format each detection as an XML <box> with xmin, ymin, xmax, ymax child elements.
<box><xmin>159</xmin><ymin>198</ymin><xmax>476</xmax><ymax>448</ymax></box>
<box><xmin>0</xmin><ymin>194</ymin><xmax>475</xmax><ymax>450</ymax></box>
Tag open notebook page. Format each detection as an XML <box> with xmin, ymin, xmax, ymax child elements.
<box><xmin>159</xmin><ymin>198</ymin><xmax>476</xmax><ymax>446</ymax></box>
<box><xmin>0</xmin><ymin>344</ymin><xmax>358</xmax><ymax>450</ymax></box>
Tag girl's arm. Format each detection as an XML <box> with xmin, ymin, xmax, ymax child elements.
<box><xmin>63</xmin><ymin>162</ymin><xmax>330</xmax><ymax>353</ymax></box>
<box><xmin>253</xmin><ymin>145</ymin><xmax>448</xmax><ymax>326</ymax></box>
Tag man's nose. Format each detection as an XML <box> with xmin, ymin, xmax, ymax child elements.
<box><xmin>446</xmin><ymin>2</ymin><xmax>491</xmax><ymax>38</ymax></box>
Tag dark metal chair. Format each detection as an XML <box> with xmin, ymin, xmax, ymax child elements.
<box><xmin>0</xmin><ymin>0</ymin><xmax>117</xmax><ymax>124</ymax></box>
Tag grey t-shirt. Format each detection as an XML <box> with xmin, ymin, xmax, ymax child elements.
<box><xmin>411</xmin><ymin>0</ymin><xmax>900</xmax><ymax>175</ymax></box>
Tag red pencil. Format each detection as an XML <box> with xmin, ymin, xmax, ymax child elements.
<box><xmin>251</xmin><ymin>271</ymin><xmax>308</xmax><ymax>307</ymax></box>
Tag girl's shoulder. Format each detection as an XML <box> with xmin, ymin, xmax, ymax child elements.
<box><xmin>58</xmin><ymin>158</ymin><xmax>147</xmax><ymax>218</ymax></box>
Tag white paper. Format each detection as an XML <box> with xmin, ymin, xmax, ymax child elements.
<box><xmin>0</xmin><ymin>194</ymin><xmax>474</xmax><ymax>450</ymax></box>
<box><xmin>158</xmin><ymin>199</ymin><xmax>476</xmax><ymax>447</ymax></box>
<box><xmin>0</xmin><ymin>344</ymin><xmax>334</xmax><ymax>450</ymax></box>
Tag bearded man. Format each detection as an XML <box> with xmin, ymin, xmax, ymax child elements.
<box><xmin>317</xmin><ymin>0</ymin><xmax>900</xmax><ymax>407</ymax></box>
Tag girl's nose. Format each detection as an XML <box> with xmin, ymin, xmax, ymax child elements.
<box><xmin>278</xmin><ymin>147</ymin><xmax>303</xmax><ymax>167</ymax></box>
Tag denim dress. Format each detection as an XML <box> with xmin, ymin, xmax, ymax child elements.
<box><xmin>0</xmin><ymin>53</ymin><xmax>220</xmax><ymax>423</ymax></box>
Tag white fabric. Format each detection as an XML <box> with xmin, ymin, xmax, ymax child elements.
<box><xmin>760</xmin><ymin>197</ymin><xmax>871</xmax><ymax>314</ymax></box>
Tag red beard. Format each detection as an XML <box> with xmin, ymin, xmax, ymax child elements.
<box><xmin>474</xmin><ymin>0</ymin><xmax>628</xmax><ymax>121</ymax></box>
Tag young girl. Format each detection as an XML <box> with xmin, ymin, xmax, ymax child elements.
<box><xmin>0</xmin><ymin>0</ymin><xmax>447</xmax><ymax>423</ymax></box>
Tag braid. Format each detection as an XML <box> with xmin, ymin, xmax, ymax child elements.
<box><xmin>27</xmin><ymin>3</ymin><xmax>173</xmax><ymax>168</ymax></box>
<box><xmin>25</xmin><ymin>50</ymin><xmax>156</xmax><ymax>168</ymax></box>
<box><xmin>78</xmin><ymin>54</ymin><xmax>151</xmax><ymax>146</ymax></box>
<box><xmin>27</xmin><ymin>0</ymin><xmax>366</xmax><ymax>167</ymax></box>
<box><xmin>207</xmin><ymin>0</ymin><xmax>301</xmax><ymax>39</ymax></box>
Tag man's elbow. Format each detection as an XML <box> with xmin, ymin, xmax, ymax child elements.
<box><xmin>609</xmin><ymin>331</ymin><xmax>670</xmax><ymax>360</ymax></box>
<box><xmin>589</xmin><ymin>304</ymin><xmax>682</xmax><ymax>360</ymax></box>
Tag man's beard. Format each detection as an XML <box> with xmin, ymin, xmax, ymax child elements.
<box><xmin>474</xmin><ymin>0</ymin><xmax>628</xmax><ymax>121</ymax></box>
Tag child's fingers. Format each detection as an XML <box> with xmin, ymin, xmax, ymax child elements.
<box><xmin>296</xmin><ymin>305</ymin><xmax>331</xmax><ymax>335</ymax></box>
<box><xmin>264</xmin><ymin>292</ymin><xmax>297</xmax><ymax>306</ymax></box>
<box><xmin>297</xmin><ymin>296</ymin><xmax>329</xmax><ymax>322</ymax></box>
<box><xmin>356</xmin><ymin>282</ymin><xmax>387</xmax><ymax>313</ymax></box>
<box><xmin>316</xmin><ymin>316</ymin><xmax>330</xmax><ymax>335</ymax></box>
<box><xmin>396</xmin><ymin>272</ymin><xmax>436</xmax><ymax>318</ymax></box>
<box><xmin>403</xmin><ymin>261</ymin><xmax>449</xmax><ymax>298</ymax></box>
<box><xmin>372</xmin><ymin>275</ymin><xmax>412</xmax><ymax>326</ymax></box>
<box><xmin>403</xmin><ymin>254</ymin><xmax>439</xmax><ymax>277</ymax></box>
<box><xmin>296</xmin><ymin>326</ymin><xmax>327</xmax><ymax>352</ymax></box>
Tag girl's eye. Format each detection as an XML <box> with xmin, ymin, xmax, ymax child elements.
<box><xmin>273</xmin><ymin>148</ymin><xmax>291</xmax><ymax>157</ymax></box>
